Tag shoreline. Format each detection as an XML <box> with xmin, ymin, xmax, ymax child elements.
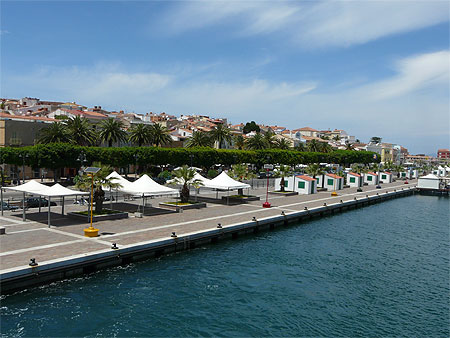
<box><xmin>0</xmin><ymin>182</ymin><xmax>416</xmax><ymax>294</ymax></box>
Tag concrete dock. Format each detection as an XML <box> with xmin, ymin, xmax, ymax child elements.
<box><xmin>0</xmin><ymin>180</ymin><xmax>417</xmax><ymax>293</ymax></box>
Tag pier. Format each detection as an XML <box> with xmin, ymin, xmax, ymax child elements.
<box><xmin>0</xmin><ymin>180</ymin><xmax>416</xmax><ymax>293</ymax></box>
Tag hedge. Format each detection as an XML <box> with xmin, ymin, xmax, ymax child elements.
<box><xmin>0</xmin><ymin>144</ymin><xmax>379</xmax><ymax>170</ymax></box>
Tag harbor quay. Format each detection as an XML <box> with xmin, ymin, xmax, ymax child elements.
<box><xmin>0</xmin><ymin>179</ymin><xmax>417</xmax><ymax>293</ymax></box>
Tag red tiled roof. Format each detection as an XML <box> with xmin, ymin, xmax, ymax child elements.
<box><xmin>383</xmin><ymin>172</ymin><xmax>392</xmax><ymax>175</ymax></box>
<box><xmin>438</xmin><ymin>149</ymin><xmax>449</xmax><ymax>152</ymax></box>
<box><xmin>368</xmin><ymin>172</ymin><xmax>378</xmax><ymax>176</ymax></box>
<box><xmin>299</xmin><ymin>127</ymin><xmax>318</xmax><ymax>132</ymax></box>
<box><xmin>348</xmin><ymin>172</ymin><xmax>361</xmax><ymax>177</ymax></box>
<box><xmin>0</xmin><ymin>112</ymin><xmax>56</xmax><ymax>122</ymax></box>
<box><xmin>326</xmin><ymin>173</ymin><xmax>343</xmax><ymax>179</ymax></box>
<box><xmin>296</xmin><ymin>175</ymin><xmax>316</xmax><ymax>181</ymax></box>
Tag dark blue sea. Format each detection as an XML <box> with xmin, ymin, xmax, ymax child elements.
<box><xmin>1</xmin><ymin>195</ymin><xmax>449</xmax><ymax>337</ymax></box>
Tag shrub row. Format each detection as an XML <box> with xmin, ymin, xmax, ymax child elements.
<box><xmin>0</xmin><ymin>144</ymin><xmax>378</xmax><ymax>170</ymax></box>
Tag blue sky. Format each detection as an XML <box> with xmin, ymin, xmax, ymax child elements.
<box><xmin>1</xmin><ymin>1</ymin><xmax>449</xmax><ymax>154</ymax></box>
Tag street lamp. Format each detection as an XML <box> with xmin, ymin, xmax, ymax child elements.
<box><xmin>263</xmin><ymin>156</ymin><xmax>272</xmax><ymax>208</ymax></box>
<box><xmin>77</xmin><ymin>152</ymin><xmax>87</xmax><ymax>175</ymax></box>
<box><xmin>18</xmin><ymin>153</ymin><xmax>29</xmax><ymax>185</ymax></box>
<box><xmin>134</xmin><ymin>154</ymin><xmax>139</xmax><ymax>180</ymax></box>
<box><xmin>82</xmin><ymin>167</ymin><xmax>101</xmax><ymax>237</ymax></box>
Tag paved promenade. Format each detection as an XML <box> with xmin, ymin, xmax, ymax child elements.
<box><xmin>0</xmin><ymin>180</ymin><xmax>417</xmax><ymax>273</ymax></box>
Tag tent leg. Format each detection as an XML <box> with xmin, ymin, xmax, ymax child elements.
<box><xmin>110</xmin><ymin>187</ymin><xmax>112</xmax><ymax>210</ymax></box>
<box><xmin>62</xmin><ymin>196</ymin><xmax>65</xmax><ymax>216</ymax></box>
<box><xmin>48</xmin><ymin>196</ymin><xmax>51</xmax><ymax>228</ymax></box>
<box><xmin>1</xmin><ymin>188</ymin><xmax>3</xmax><ymax>216</ymax></box>
<box><xmin>227</xmin><ymin>189</ymin><xmax>229</xmax><ymax>205</ymax></box>
<box><xmin>22</xmin><ymin>192</ymin><xmax>26</xmax><ymax>221</ymax></box>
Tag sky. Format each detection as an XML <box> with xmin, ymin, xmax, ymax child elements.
<box><xmin>1</xmin><ymin>0</ymin><xmax>449</xmax><ymax>155</ymax></box>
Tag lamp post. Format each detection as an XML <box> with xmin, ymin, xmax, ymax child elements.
<box><xmin>263</xmin><ymin>156</ymin><xmax>272</xmax><ymax>208</ymax></box>
<box><xmin>77</xmin><ymin>152</ymin><xmax>87</xmax><ymax>175</ymax></box>
<box><xmin>82</xmin><ymin>167</ymin><xmax>101</xmax><ymax>237</ymax></box>
<box><xmin>18</xmin><ymin>153</ymin><xmax>29</xmax><ymax>185</ymax></box>
<box><xmin>134</xmin><ymin>154</ymin><xmax>139</xmax><ymax>180</ymax></box>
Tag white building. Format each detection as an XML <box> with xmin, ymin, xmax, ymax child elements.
<box><xmin>378</xmin><ymin>172</ymin><xmax>393</xmax><ymax>184</ymax></box>
<box><xmin>321</xmin><ymin>173</ymin><xmax>344</xmax><ymax>191</ymax></box>
<box><xmin>411</xmin><ymin>169</ymin><xmax>419</xmax><ymax>179</ymax></box>
<box><xmin>399</xmin><ymin>171</ymin><xmax>411</xmax><ymax>180</ymax></box>
<box><xmin>364</xmin><ymin>172</ymin><xmax>379</xmax><ymax>185</ymax></box>
<box><xmin>417</xmin><ymin>174</ymin><xmax>440</xmax><ymax>190</ymax></box>
<box><xmin>294</xmin><ymin>175</ymin><xmax>317</xmax><ymax>194</ymax></box>
<box><xmin>347</xmin><ymin>172</ymin><xmax>362</xmax><ymax>188</ymax></box>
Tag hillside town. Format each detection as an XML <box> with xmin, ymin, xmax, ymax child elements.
<box><xmin>1</xmin><ymin>97</ymin><xmax>448</xmax><ymax>175</ymax></box>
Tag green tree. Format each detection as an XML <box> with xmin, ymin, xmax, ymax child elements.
<box><xmin>274</xmin><ymin>164</ymin><xmax>292</xmax><ymax>192</ymax></box>
<box><xmin>66</xmin><ymin>116</ymin><xmax>95</xmax><ymax>146</ymax></box>
<box><xmin>332</xmin><ymin>135</ymin><xmax>341</xmax><ymax>142</ymax></box>
<box><xmin>274</xmin><ymin>138</ymin><xmax>291</xmax><ymax>150</ymax></box>
<box><xmin>245</xmin><ymin>133</ymin><xmax>267</xmax><ymax>150</ymax></box>
<box><xmin>150</xmin><ymin>123</ymin><xmax>172</xmax><ymax>147</ymax></box>
<box><xmin>345</xmin><ymin>141</ymin><xmax>354</xmax><ymax>150</ymax></box>
<box><xmin>185</xmin><ymin>131</ymin><xmax>213</xmax><ymax>148</ymax></box>
<box><xmin>75</xmin><ymin>163</ymin><xmax>122</xmax><ymax>213</ymax></box>
<box><xmin>263</xmin><ymin>131</ymin><xmax>276</xmax><ymax>148</ymax></box>
<box><xmin>306</xmin><ymin>139</ymin><xmax>321</xmax><ymax>152</ymax></box>
<box><xmin>294</xmin><ymin>143</ymin><xmax>306</xmax><ymax>151</ymax></box>
<box><xmin>171</xmin><ymin>165</ymin><xmax>203</xmax><ymax>203</ymax></box>
<box><xmin>128</xmin><ymin>124</ymin><xmax>152</xmax><ymax>147</ymax></box>
<box><xmin>319</xmin><ymin>142</ymin><xmax>333</xmax><ymax>153</ymax></box>
<box><xmin>99</xmin><ymin>118</ymin><xmax>127</xmax><ymax>147</ymax></box>
<box><xmin>306</xmin><ymin>163</ymin><xmax>323</xmax><ymax>178</ymax></box>
<box><xmin>209</xmin><ymin>123</ymin><xmax>232</xmax><ymax>149</ymax></box>
<box><xmin>38</xmin><ymin>122</ymin><xmax>71</xmax><ymax>144</ymax></box>
<box><xmin>370</xmin><ymin>136</ymin><xmax>382</xmax><ymax>144</ymax></box>
<box><xmin>233</xmin><ymin>134</ymin><xmax>245</xmax><ymax>150</ymax></box>
<box><xmin>242</xmin><ymin>121</ymin><xmax>260</xmax><ymax>134</ymax></box>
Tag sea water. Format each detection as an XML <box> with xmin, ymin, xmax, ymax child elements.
<box><xmin>1</xmin><ymin>195</ymin><xmax>449</xmax><ymax>337</ymax></box>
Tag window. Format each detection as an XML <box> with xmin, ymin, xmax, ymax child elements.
<box><xmin>316</xmin><ymin>178</ymin><xmax>319</xmax><ymax>183</ymax></box>
<box><xmin>367</xmin><ymin>176</ymin><xmax>372</xmax><ymax>181</ymax></box>
<box><xmin>382</xmin><ymin>174</ymin><xmax>386</xmax><ymax>179</ymax></box>
<box><xmin>350</xmin><ymin>177</ymin><xmax>355</xmax><ymax>183</ymax></box>
<box><xmin>327</xmin><ymin>179</ymin><xmax>333</xmax><ymax>185</ymax></box>
<box><xmin>298</xmin><ymin>181</ymin><xmax>305</xmax><ymax>189</ymax></box>
<box><xmin>284</xmin><ymin>181</ymin><xmax>288</xmax><ymax>188</ymax></box>
<box><xmin>402</xmin><ymin>172</ymin><xmax>406</xmax><ymax>177</ymax></box>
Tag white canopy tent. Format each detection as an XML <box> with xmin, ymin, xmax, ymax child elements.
<box><xmin>197</xmin><ymin>171</ymin><xmax>251</xmax><ymax>203</ymax></box>
<box><xmin>206</xmin><ymin>172</ymin><xmax>251</xmax><ymax>190</ymax></box>
<box><xmin>2</xmin><ymin>181</ymin><xmax>88</xmax><ymax>226</ymax></box>
<box><xmin>105</xmin><ymin>171</ymin><xmax>132</xmax><ymax>190</ymax></box>
<box><xmin>2</xmin><ymin>180</ymin><xmax>50</xmax><ymax>220</ymax></box>
<box><xmin>121</xmin><ymin>174</ymin><xmax>179</xmax><ymax>213</ymax></box>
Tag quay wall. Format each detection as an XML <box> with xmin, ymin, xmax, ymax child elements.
<box><xmin>0</xmin><ymin>187</ymin><xmax>415</xmax><ymax>294</ymax></box>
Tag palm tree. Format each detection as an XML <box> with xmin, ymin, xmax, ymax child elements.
<box><xmin>209</xmin><ymin>123</ymin><xmax>232</xmax><ymax>149</ymax></box>
<box><xmin>306</xmin><ymin>163</ymin><xmax>323</xmax><ymax>179</ymax></box>
<box><xmin>306</xmin><ymin>139</ymin><xmax>321</xmax><ymax>152</ymax></box>
<box><xmin>150</xmin><ymin>123</ymin><xmax>172</xmax><ymax>147</ymax></box>
<box><xmin>230</xmin><ymin>163</ymin><xmax>255</xmax><ymax>195</ymax></box>
<box><xmin>274</xmin><ymin>138</ymin><xmax>291</xmax><ymax>150</ymax></box>
<box><xmin>245</xmin><ymin>133</ymin><xmax>267</xmax><ymax>150</ymax></box>
<box><xmin>171</xmin><ymin>165</ymin><xmax>203</xmax><ymax>203</ymax></box>
<box><xmin>99</xmin><ymin>118</ymin><xmax>127</xmax><ymax>147</ymax></box>
<box><xmin>233</xmin><ymin>134</ymin><xmax>245</xmax><ymax>150</ymax></box>
<box><xmin>370</xmin><ymin>136</ymin><xmax>382</xmax><ymax>144</ymax></box>
<box><xmin>75</xmin><ymin>163</ymin><xmax>122</xmax><ymax>213</ymax></box>
<box><xmin>294</xmin><ymin>143</ymin><xmax>306</xmax><ymax>152</ymax></box>
<box><xmin>66</xmin><ymin>116</ymin><xmax>95</xmax><ymax>146</ymax></box>
<box><xmin>185</xmin><ymin>131</ymin><xmax>213</xmax><ymax>148</ymax></box>
<box><xmin>38</xmin><ymin>122</ymin><xmax>71</xmax><ymax>144</ymax></box>
<box><xmin>128</xmin><ymin>124</ymin><xmax>152</xmax><ymax>147</ymax></box>
<box><xmin>345</xmin><ymin>141</ymin><xmax>354</xmax><ymax>150</ymax></box>
<box><xmin>319</xmin><ymin>142</ymin><xmax>333</xmax><ymax>153</ymax></box>
<box><xmin>263</xmin><ymin>131</ymin><xmax>276</xmax><ymax>148</ymax></box>
<box><xmin>332</xmin><ymin>135</ymin><xmax>341</xmax><ymax>142</ymax></box>
<box><xmin>274</xmin><ymin>165</ymin><xmax>292</xmax><ymax>192</ymax></box>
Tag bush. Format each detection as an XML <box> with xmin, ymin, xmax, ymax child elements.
<box><xmin>0</xmin><ymin>144</ymin><xmax>378</xmax><ymax>173</ymax></box>
<box><xmin>207</xmin><ymin>169</ymin><xmax>218</xmax><ymax>179</ymax></box>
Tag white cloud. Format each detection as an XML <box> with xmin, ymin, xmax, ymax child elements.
<box><xmin>156</xmin><ymin>1</ymin><xmax>449</xmax><ymax>48</ymax></box>
<box><xmin>362</xmin><ymin>50</ymin><xmax>450</xmax><ymax>99</ymax></box>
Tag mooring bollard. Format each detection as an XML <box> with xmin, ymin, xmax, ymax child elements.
<box><xmin>0</xmin><ymin>227</ymin><xmax>5</xmax><ymax>235</ymax></box>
